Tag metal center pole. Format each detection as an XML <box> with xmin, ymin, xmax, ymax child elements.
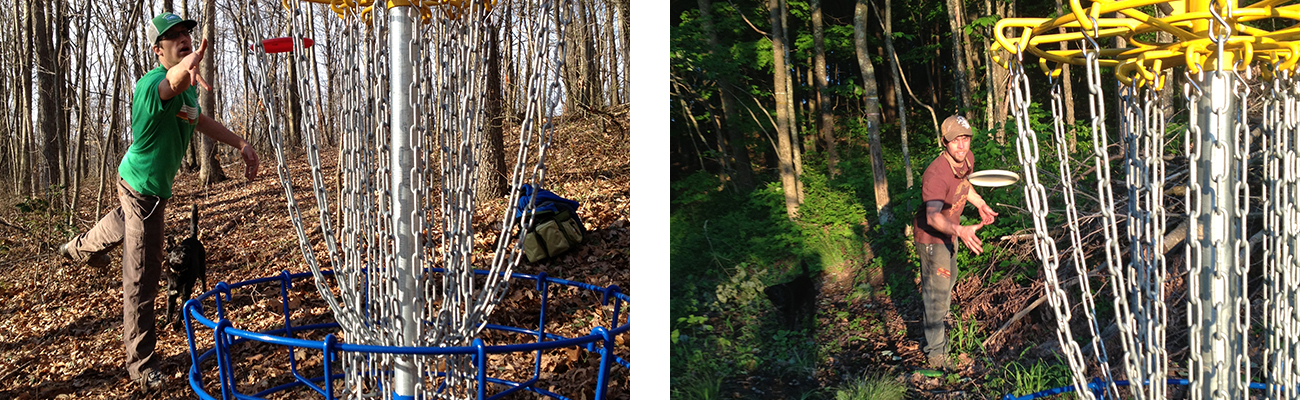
<box><xmin>390</xmin><ymin>5</ymin><xmax>419</xmax><ymax>399</ymax></box>
<box><xmin>1193</xmin><ymin>70</ymin><xmax>1243</xmax><ymax>399</ymax></box>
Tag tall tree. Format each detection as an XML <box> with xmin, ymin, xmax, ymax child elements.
<box><xmin>477</xmin><ymin>17</ymin><xmax>508</xmax><ymax>203</ymax></box>
<box><xmin>856</xmin><ymin>0</ymin><xmax>892</xmax><ymax>226</ymax></box>
<box><xmin>697</xmin><ymin>0</ymin><xmax>754</xmax><ymax>191</ymax></box>
<box><xmin>770</xmin><ymin>0</ymin><xmax>799</xmax><ymax>219</ymax></box>
<box><xmin>988</xmin><ymin>0</ymin><xmax>1010</xmax><ymax>144</ymax></box>
<box><xmin>617</xmin><ymin>0</ymin><xmax>629</xmax><ymax>103</ymax></box>
<box><xmin>34</xmin><ymin>0</ymin><xmax>61</xmax><ymax>192</ymax></box>
<box><xmin>198</xmin><ymin>0</ymin><xmax>226</xmax><ymax>185</ymax></box>
<box><xmin>17</xmin><ymin>0</ymin><xmax>33</xmax><ymax>195</ymax></box>
<box><xmin>779</xmin><ymin>0</ymin><xmax>803</xmax><ymax>203</ymax></box>
<box><xmin>876</xmin><ymin>0</ymin><xmax>913</xmax><ymax>188</ymax></box>
<box><xmin>812</xmin><ymin>0</ymin><xmax>839</xmax><ymax>177</ymax></box>
<box><xmin>945</xmin><ymin>0</ymin><xmax>971</xmax><ymax>112</ymax></box>
<box><xmin>69</xmin><ymin>0</ymin><xmax>94</xmax><ymax>223</ymax></box>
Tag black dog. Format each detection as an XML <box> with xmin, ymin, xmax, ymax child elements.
<box><xmin>764</xmin><ymin>260</ymin><xmax>817</xmax><ymax>328</ymax></box>
<box><xmin>165</xmin><ymin>204</ymin><xmax>206</xmax><ymax>330</ymax></box>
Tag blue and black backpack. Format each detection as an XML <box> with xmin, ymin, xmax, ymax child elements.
<box><xmin>515</xmin><ymin>184</ymin><xmax>586</xmax><ymax>262</ymax></box>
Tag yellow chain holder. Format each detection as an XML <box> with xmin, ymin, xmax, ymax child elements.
<box><xmin>290</xmin><ymin>0</ymin><xmax>498</xmax><ymax>22</ymax></box>
<box><xmin>992</xmin><ymin>0</ymin><xmax>1300</xmax><ymax>88</ymax></box>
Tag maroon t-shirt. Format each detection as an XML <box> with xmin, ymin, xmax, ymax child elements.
<box><xmin>913</xmin><ymin>152</ymin><xmax>974</xmax><ymax>245</ymax></box>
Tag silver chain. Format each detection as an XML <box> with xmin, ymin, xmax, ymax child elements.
<box><xmin>254</xmin><ymin>1</ymin><xmax>568</xmax><ymax>398</ymax></box>
<box><xmin>1009</xmin><ymin>48</ymin><xmax>1101</xmax><ymax>400</ymax></box>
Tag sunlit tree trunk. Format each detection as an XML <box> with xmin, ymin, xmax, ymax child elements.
<box><xmin>34</xmin><ymin>0</ymin><xmax>61</xmax><ymax>193</ymax></box>
<box><xmin>945</xmin><ymin>0</ymin><xmax>971</xmax><ymax>112</ymax></box>
<box><xmin>812</xmin><ymin>0</ymin><xmax>838</xmax><ymax>178</ymax></box>
<box><xmin>770</xmin><ymin>0</ymin><xmax>798</xmax><ymax>219</ymax></box>
<box><xmin>198</xmin><ymin>0</ymin><xmax>226</xmax><ymax>185</ymax></box>
<box><xmin>778</xmin><ymin>0</ymin><xmax>803</xmax><ymax>203</ymax></box>
<box><xmin>881</xmin><ymin>0</ymin><xmax>913</xmax><ymax>188</ymax></box>
<box><xmin>856</xmin><ymin>0</ymin><xmax>892</xmax><ymax>226</ymax></box>
<box><xmin>70</xmin><ymin>0</ymin><xmax>93</xmax><ymax>223</ymax></box>
<box><xmin>477</xmin><ymin>17</ymin><xmax>508</xmax><ymax>202</ymax></box>
<box><xmin>988</xmin><ymin>0</ymin><xmax>1010</xmax><ymax>145</ymax></box>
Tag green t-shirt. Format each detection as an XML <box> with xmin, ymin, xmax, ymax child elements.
<box><xmin>119</xmin><ymin>65</ymin><xmax>201</xmax><ymax>198</ymax></box>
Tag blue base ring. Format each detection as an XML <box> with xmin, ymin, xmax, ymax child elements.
<box><xmin>181</xmin><ymin>269</ymin><xmax>630</xmax><ymax>400</ymax></box>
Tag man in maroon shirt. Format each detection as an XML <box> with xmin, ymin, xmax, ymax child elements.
<box><xmin>913</xmin><ymin>115</ymin><xmax>998</xmax><ymax>369</ymax></box>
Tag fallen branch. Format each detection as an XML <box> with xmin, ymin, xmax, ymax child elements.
<box><xmin>575</xmin><ymin>102</ymin><xmax>627</xmax><ymax>135</ymax></box>
<box><xmin>0</xmin><ymin>356</ymin><xmax>35</xmax><ymax>383</ymax></box>
<box><xmin>982</xmin><ymin>267</ymin><xmax>1104</xmax><ymax>349</ymax></box>
<box><xmin>0</xmin><ymin>217</ymin><xmax>28</xmax><ymax>234</ymax></box>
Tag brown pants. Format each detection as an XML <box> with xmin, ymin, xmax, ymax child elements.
<box><xmin>66</xmin><ymin>177</ymin><xmax>166</xmax><ymax>380</ymax></box>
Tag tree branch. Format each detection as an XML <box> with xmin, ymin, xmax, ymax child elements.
<box><xmin>726</xmin><ymin>0</ymin><xmax>769</xmax><ymax>37</ymax></box>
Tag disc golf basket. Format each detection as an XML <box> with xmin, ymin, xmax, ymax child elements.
<box><xmin>991</xmin><ymin>0</ymin><xmax>1300</xmax><ymax>398</ymax></box>
<box><xmin>180</xmin><ymin>1</ymin><xmax>630</xmax><ymax>399</ymax></box>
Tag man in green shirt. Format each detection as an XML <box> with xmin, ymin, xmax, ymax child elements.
<box><xmin>57</xmin><ymin>13</ymin><xmax>259</xmax><ymax>393</ymax></box>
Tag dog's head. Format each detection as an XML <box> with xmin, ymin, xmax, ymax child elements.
<box><xmin>165</xmin><ymin>237</ymin><xmax>185</xmax><ymax>273</ymax></box>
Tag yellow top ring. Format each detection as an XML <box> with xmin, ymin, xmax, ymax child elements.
<box><xmin>291</xmin><ymin>0</ymin><xmax>497</xmax><ymax>22</ymax></box>
<box><xmin>992</xmin><ymin>0</ymin><xmax>1300</xmax><ymax>85</ymax></box>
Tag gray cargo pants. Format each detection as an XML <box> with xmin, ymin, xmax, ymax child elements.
<box><xmin>64</xmin><ymin>177</ymin><xmax>166</xmax><ymax>380</ymax></box>
<box><xmin>916</xmin><ymin>242</ymin><xmax>958</xmax><ymax>360</ymax></box>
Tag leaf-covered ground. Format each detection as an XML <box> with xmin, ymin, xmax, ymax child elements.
<box><xmin>0</xmin><ymin>114</ymin><xmax>629</xmax><ymax>399</ymax></box>
<box><xmin>715</xmin><ymin>242</ymin><xmax>1060</xmax><ymax>399</ymax></box>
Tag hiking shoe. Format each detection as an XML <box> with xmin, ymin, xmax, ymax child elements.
<box><xmin>58</xmin><ymin>241</ymin><xmax>111</xmax><ymax>268</ymax></box>
<box><xmin>927</xmin><ymin>353</ymin><xmax>954</xmax><ymax>370</ymax></box>
<box><xmin>136</xmin><ymin>368</ymin><xmax>164</xmax><ymax>393</ymax></box>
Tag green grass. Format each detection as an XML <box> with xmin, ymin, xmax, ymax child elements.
<box><xmin>949</xmin><ymin>315</ymin><xmax>986</xmax><ymax>358</ymax></box>
<box><xmin>995</xmin><ymin>358</ymin><xmax>1074</xmax><ymax>397</ymax></box>
<box><xmin>829</xmin><ymin>373</ymin><xmax>908</xmax><ymax>400</ymax></box>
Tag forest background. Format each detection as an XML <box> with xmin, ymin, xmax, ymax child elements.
<box><xmin>0</xmin><ymin>0</ymin><xmax>638</xmax><ymax>398</ymax></box>
<box><xmin>667</xmin><ymin>0</ymin><xmax>1173</xmax><ymax>398</ymax></box>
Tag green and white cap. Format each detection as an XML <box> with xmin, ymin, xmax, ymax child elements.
<box><xmin>146</xmin><ymin>12</ymin><xmax>197</xmax><ymax>45</ymax></box>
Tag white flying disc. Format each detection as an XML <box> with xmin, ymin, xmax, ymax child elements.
<box><xmin>968</xmin><ymin>170</ymin><xmax>1020</xmax><ymax>187</ymax></box>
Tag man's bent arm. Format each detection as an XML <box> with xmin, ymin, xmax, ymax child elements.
<box><xmin>196</xmin><ymin>114</ymin><xmax>259</xmax><ymax>179</ymax></box>
<box><xmin>925</xmin><ymin>200</ymin><xmax>984</xmax><ymax>254</ymax></box>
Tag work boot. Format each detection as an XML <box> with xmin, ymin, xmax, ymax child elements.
<box><xmin>58</xmin><ymin>241</ymin><xmax>111</xmax><ymax>268</ymax></box>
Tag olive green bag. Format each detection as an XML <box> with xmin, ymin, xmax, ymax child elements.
<box><xmin>522</xmin><ymin>201</ymin><xmax>586</xmax><ymax>263</ymax></box>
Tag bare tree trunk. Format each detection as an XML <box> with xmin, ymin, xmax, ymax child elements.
<box><xmin>944</xmin><ymin>0</ymin><xmax>971</xmax><ymax>112</ymax></box>
<box><xmin>812</xmin><ymin>0</ymin><xmax>838</xmax><ymax>178</ymax></box>
<box><xmin>1043</xmin><ymin>0</ymin><xmax>1077</xmax><ymax>152</ymax></box>
<box><xmin>988</xmin><ymin>0</ymin><xmax>1009</xmax><ymax>145</ymax></box>
<box><xmin>34</xmin><ymin>0</ymin><xmax>61</xmax><ymax>194</ymax></box>
<box><xmin>698</xmin><ymin>0</ymin><xmax>753</xmax><ymax>191</ymax></box>
<box><xmin>197</xmin><ymin>0</ymin><xmax>226</xmax><ymax>185</ymax></box>
<box><xmin>779</xmin><ymin>0</ymin><xmax>803</xmax><ymax>204</ymax></box>
<box><xmin>770</xmin><ymin>0</ymin><xmax>798</xmax><ymax>219</ymax></box>
<box><xmin>602</xmin><ymin>1</ymin><xmax>618</xmax><ymax>105</ymax></box>
<box><xmin>958</xmin><ymin>0</ymin><xmax>978</xmax><ymax>114</ymax></box>
<box><xmin>70</xmin><ymin>0</ymin><xmax>93</xmax><ymax>223</ymax></box>
<box><xmin>856</xmin><ymin>0</ymin><xmax>892</xmax><ymax>226</ymax></box>
<box><xmin>477</xmin><ymin>17</ymin><xmax>508</xmax><ymax>202</ymax></box>
<box><xmin>98</xmin><ymin>0</ymin><xmax>143</xmax><ymax>219</ymax></box>
<box><xmin>880</xmin><ymin>0</ymin><xmax>913</xmax><ymax>188</ymax></box>
<box><xmin>18</xmin><ymin>0</ymin><xmax>34</xmax><ymax>196</ymax></box>
<box><xmin>56</xmin><ymin>0</ymin><xmax>72</xmax><ymax>200</ymax></box>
